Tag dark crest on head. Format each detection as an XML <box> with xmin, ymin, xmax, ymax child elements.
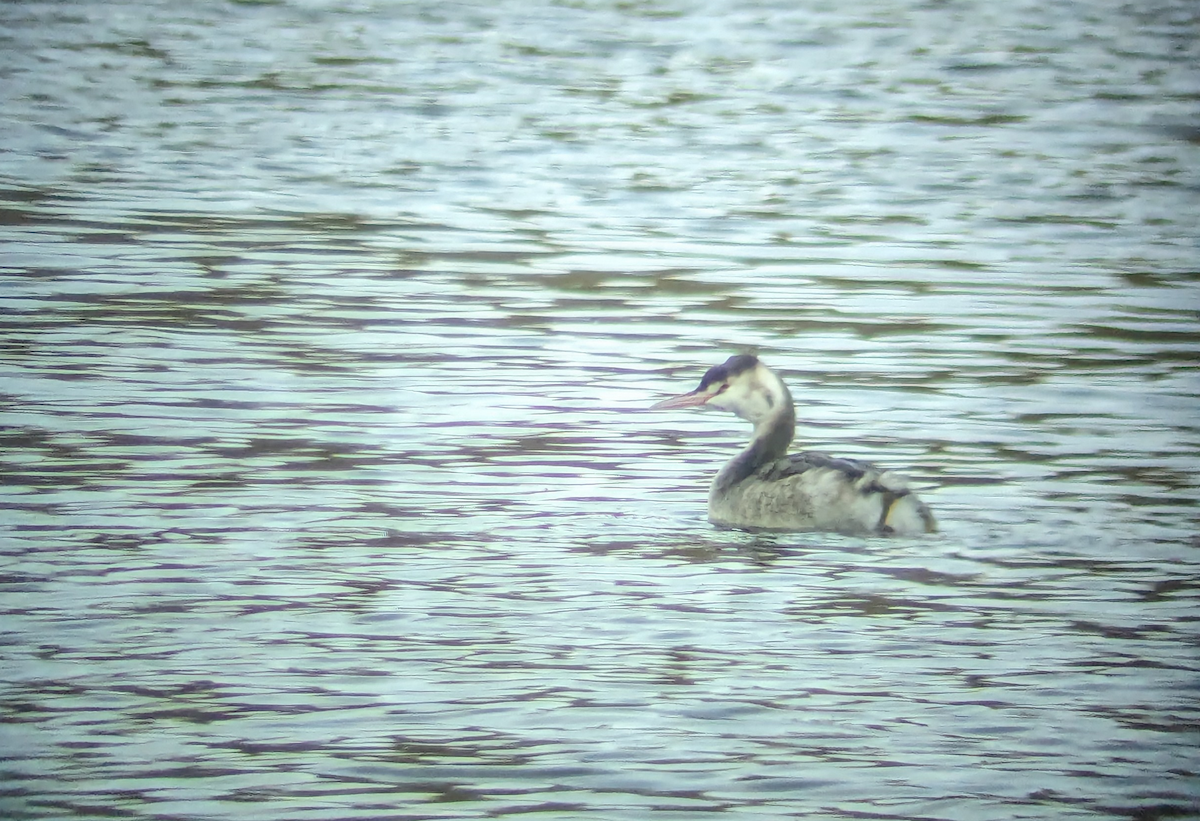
<box><xmin>698</xmin><ymin>354</ymin><xmax>759</xmax><ymax>390</ymax></box>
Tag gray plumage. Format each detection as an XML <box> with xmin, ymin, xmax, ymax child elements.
<box><xmin>653</xmin><ymin>355</ymin><xmax>936</xmax><ymax>535</ymax></box>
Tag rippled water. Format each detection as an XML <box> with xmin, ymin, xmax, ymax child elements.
<box><xmin>2</xmin><ymin>0</ymin><xmax>1198</xmax><ymax>819</ymax></box>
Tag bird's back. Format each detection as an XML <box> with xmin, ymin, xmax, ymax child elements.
<box><xmin>709</xmin><ymin>451</ymin><xmax>936</xmax><ymax>535</ymax></box>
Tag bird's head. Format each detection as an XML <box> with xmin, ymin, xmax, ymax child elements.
<box><xmin>652</xmin><ymin>354</ymin><xmax>790</xmax><ymax>426</ymax></box>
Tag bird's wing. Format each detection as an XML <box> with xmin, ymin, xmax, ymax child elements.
<box><xmin>757</xmin><ymin>451</ymin><xmax>873</xmax><ymax>482</ymax></box>
<box><xmin>759</xmin><ymin>451</ymin><xmax>916</xmax><ymax>497</ymax></box>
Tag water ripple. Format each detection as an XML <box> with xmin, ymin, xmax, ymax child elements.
<box><xmin>2</xmin><ymin>0</ymin><xmax>1199</xmax><ymax>819</ymax></box>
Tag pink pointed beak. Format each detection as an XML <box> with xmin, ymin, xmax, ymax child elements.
<box><xmin>651</xmin><ymin>390</ymin><xmax>711</xmax><ymax>410</ymax></box>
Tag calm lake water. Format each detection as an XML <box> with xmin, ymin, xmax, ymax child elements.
<box><xmin>2</xmin><ymin>0</ymin><xmax>1198</xmax><ymax>819</ymax></box>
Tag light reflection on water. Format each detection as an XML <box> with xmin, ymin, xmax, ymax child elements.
<box><xmin>2</xmin><ymin>0</ymin><xmax>1199</xmax><ymax>819</ymax></box>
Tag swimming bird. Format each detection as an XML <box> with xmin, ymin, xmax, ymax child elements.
<box><xmin>652</xmin><ymin>354</ymin><xmax>936</xmax><ymax>535</ymax></box>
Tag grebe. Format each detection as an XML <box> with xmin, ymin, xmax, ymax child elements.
<box><xmin>652</xmin><ymin>354</ymin><xmax>936</xmax><ymax>535</ymax></box>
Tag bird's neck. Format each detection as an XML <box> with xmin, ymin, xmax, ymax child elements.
<box><xmin>715</xmin><ymin>396</ymin><xmax>795</xmax><ymax>491</ymax></box>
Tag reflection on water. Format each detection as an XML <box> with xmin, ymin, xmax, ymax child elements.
<box><xmin>1</xmin><ymin>0</ymin><xmax>1198</xmax><ymax>819</ymax></box>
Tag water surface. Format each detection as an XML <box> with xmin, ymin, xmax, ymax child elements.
<box><xmin>1</xmin><ymin>1</ymin><xmax>1198</xmax><ymax>819</ymax></box>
